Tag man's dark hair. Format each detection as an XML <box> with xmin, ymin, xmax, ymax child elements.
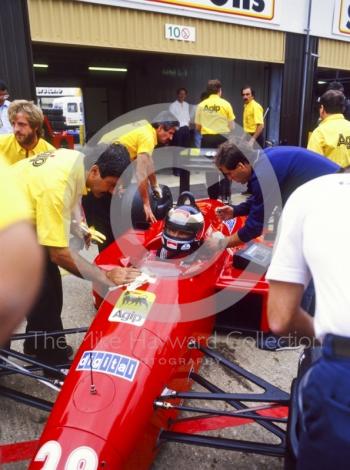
<box><xmin>84</xmin><ymin>143</ymin><xmax>130</xmax><ymax>178</ymax></box>
<box><xmin>176</xmin><ymin>87</ymin><xmax>188</xmax><ymax>95</ymax></box>
<box><xmin>207</xmin><ymin>79</ymin><xmax>222</xmax><ymax>95</ymax></box>
<box><xmin>320</xmin><ymin>90</ymin><xmax>345</xmax><ymax>114</ymax></box>
<box><xmin>241</xmin><ymin>85</ymin><xmax>255</xmax><ymax>97</ymax></box>
<box><xmin>152</xmin><ymin>110</ymin><xmax>179</xmax><ymax>130</ymax></box>
<box><xmin>327</xmin><ymin>81</ymin><xmax>345</xmax><ymax>93</ymax></box>
<box><xmin>215</xmin><ymin>140</ymin><xmax>251</xmax><ymax>170</ymax></box>
<box><xmin>0</xmin><ymin>80</ymin><xmax>8</xmax><ymax>92</ymax></box>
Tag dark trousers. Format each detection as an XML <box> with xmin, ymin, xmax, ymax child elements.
<box><xmin>297</xmin><ymin>334</ymin><xmax>350</xmax><ymax>470</ymax></box>
<box><xmin>24</xmin><ymin>251</ymin><xmax>67</xmax><ymax>363</ymax></box>
<box><xmin>172</xmin><ymin>125</ymin><xmax>191</xmax><ymax>147</ymax></box>
<box><xmin>201</xmin><ymin>134</ymin><xmax>231</xmax><ymax>200</ymax></box>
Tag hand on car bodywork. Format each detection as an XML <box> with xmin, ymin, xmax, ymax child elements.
<box><xmin>106</xmin><ymin>266</ymin><xmax>141</xmax><ymax>286</ymax></box>
<box><xmin>215</xmin><ymin>205</ymin><xmax>234</xmax><ymax>221</ymax></box>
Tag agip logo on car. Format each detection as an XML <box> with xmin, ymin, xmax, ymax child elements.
<box><xmin>108</xmin><ymin>290</ymin><xmax>156</xmax><ymax>327</ymax></box>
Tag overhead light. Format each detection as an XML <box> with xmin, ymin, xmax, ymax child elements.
<box><xmin>88</xmin><ymin>66</ymin><xmax>127</xmax><ymax>73</ymax></box>
<box><xmin>33</xmin><ymin>63</ymin><xmax>48</xmax><ymax>68</ymax></box>
<box><xmin>318</xmin><ymin>80</ymin><xmax>327</xmax><ymax>84</ymax></box>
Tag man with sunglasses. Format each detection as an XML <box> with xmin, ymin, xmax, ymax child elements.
<box><xmin>0</xmin><ymin>80</ymin><xmax>12</xmax><ymax>135</ymax></box>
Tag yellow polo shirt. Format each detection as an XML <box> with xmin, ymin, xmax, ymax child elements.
<box><xmin>307</xmin><ymin>114</ymin><xmax>350</xmax><ymax>168</ymax></box>
<box><xmin>0</xmin><ymin>157</ymin><xmax>31</xmax><ymax>231</ymax></box>
<box><xmin>0</xmin><ymin>134</ymin><xmax>55</xmax><ymax>165</ymax></box>
<box><xmin>195</xmin><ymin>94</ymin><xmax>235</xmax><ymax>135</ymax></box>
<box><xmin>243</xmin><ymin>99</ymin><xmax>264</xmax><ymax>133</ymax></box>
<box><xmin>116</xmin><ymin>123</ymin><xmax>157</xmax><ymax>160</ymax></box>
<box><xmin>11</xmin><ymin>148</ymin><xmax>87</xmax><ymax>247</ymax></box>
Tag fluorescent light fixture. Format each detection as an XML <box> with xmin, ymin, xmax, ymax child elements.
<box><xmin>318</xmin><ymin>80</ymin><xmax>327</xmax><ymax>84</ymax></box>
<box><xmin>33</xmin><ymin>63</ymin><xmax>49</xmax><ymax>68</ymax></box>
<box><xmin>88</xmin><ymin>66</ymin><xmax>127</xmax><ymax>72</ymax></box>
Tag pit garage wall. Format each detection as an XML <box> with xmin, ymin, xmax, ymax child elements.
<box><xmin>10</xmin><ymin>0</ymin><xmax>345</xmax><ymax>145</ymax></box>
<box><xmin>27</xmin><ymin>0</ymin><xmax>284</xmax><ymax>141</ymax></box>
<box><xmin>0</xmin><ymin>0</ymin><xmax>36</xmax><ymax>101</ymax></box>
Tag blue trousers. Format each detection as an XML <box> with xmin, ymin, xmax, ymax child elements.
<box><xmin>297</xmin><ymin>334</ymin><xmax>350</xmax><ymax>470</ymax></box>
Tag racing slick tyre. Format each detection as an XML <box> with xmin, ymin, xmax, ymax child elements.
<box><xmin>284</xmin><ymin>346</ymin><xmax>322</xmax><ymax>470</ymax></box>
<box><xmin>121</xmin><ymin>183</ymin><xmax>173</xmax><ymax>230</ymax></box>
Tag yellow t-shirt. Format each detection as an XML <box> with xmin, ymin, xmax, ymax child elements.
<box><xmin>0</xmin><ymin>134</ymin><xmax>55</xmax><ymax>165</ymax></box>
<box><xmin>117</xmin><ymin>123</ymin><xmax>157</xmax><ymax>160</ymax></box>
<box><xmin>0</xmin><ymin>157</ymin><xmax>31</xmax><ymax>231</ymax></box>
<box><xmin>243</xmin><ymin>99</ymin><xmax>264</xmax><ymax>133</ymax></box>
<box><xmin>195</xmin><ymin>94</ymin><xmax>235</xmax><ymax>135</ymax></box>
<box><xmin>307</xmin><ymin>114</ymin><xmax>350</xmax><ymax>168</ymax></box>
<box><xmin>11</xmin><ymin>148</ymin><xmax>87</xmax><ymax>247</ymax></box>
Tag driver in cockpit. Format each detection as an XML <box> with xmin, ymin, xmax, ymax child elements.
<box><xmin>157</xmin><ymin>192</ymin><xmax>204</xmax><ymax>261</ymax></box>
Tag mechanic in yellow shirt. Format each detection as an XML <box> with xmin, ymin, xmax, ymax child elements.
<box><xmin>117</xmin><ymin>113</ymin><xmax>179</xmax><ymax>223</ymax></box>
<box><xmin>12</xmin><ymin>145</ymin><xmax>140</xmax><ymax>367</ymax></box>
<box><xmin>0</xmin><ymin>100</ymin><xmax>54</xmax><ymax>165</ymax></box>
<box><xmin>0</xmin><ymin>157</ymin><xmax>43</xmax><ymax>345</ymax></box>
<box><xmin>242</xmin><ymin>86</ymin><xmax>265</xmax><ymax>148</ymax></box>
<box><xmin>308</xmin><ymin>89</ymin><xmax>350</xmax><ymax>168</ymax></box>
<box><xmin>195</xmin><ymin>79</ymin><xmax>235</xmax><ymax>200</ymax></box>
<box><xmin>84</xmin><ymin>112</ymin><xmax>179</xmax><ymax>249</ymax></box>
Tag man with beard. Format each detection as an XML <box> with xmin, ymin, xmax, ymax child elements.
<box><xmin>0</xmin><ymin>99</ymin><xmax>54</xmax><ymax>165</ymax></box>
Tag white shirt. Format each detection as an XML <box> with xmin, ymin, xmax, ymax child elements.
<box><xmin>0</xmin><ymin>100</ymin><xmax>12</xmax><ymax>134</ymax></box>
<box><xmin>169</xmin><ymin>100</ymin><xmax>190</xmax><ymax>128</ymax></box>
<box><xmin>266</xmin><ymin>173</ymin><xmax>350</xmax><ymax>339</ymax></box>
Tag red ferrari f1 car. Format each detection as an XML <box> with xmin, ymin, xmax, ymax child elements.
<box><xmin>1</xmin><ymin>189</ymin><xmax>301</xmax><ymax>469</ymax></box>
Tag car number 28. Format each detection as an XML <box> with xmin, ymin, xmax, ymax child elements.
<box><xmin>34</xmin><ymin>441</ymin><xmax>98</xmax><ymax>469</ymax></box>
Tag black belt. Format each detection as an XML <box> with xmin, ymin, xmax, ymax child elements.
<box><xmin>327</xmin><ymin>334</ymin><xmax>350</xmax><ymax>359</ymax></box>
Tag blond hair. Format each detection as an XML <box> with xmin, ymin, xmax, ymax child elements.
<box><xmin>8</xmin><ymin>100</ymin><xmax>44</xmax><ymax>137</ymax></box>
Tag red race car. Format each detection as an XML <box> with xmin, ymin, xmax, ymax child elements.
<box><xmin>24</xmin><ymin>190</ymin><xmax>291</xmax><ymax>470</ymax></box>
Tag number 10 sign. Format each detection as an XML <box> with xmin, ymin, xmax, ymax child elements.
<box><xmin>165</xmin><ymin>23</ymin><xmax>196</xmax><ymax>42</ymax></box>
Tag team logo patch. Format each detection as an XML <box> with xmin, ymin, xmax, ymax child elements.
<box><xmin>108</xmin><ymin>290</ymin><xmax>155</xmax><ymax>327</ymax></box>
<box><xmin>29</xmin><ymin>151</ymin><xmax>55</xmax><ymax>167</ymax></box>
<box><xmin>223</xmin><ymin>218</ymin><xmax>237</xmax><ymax>234</ymax></box>
<box><xmin>76</xmin><ymin>350</ymin><xmax>139</xmax><ymax>382</ymax></box>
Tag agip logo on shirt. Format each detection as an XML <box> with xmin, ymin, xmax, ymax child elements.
<box><xmin>108</xmin><ymin>290</ymin><xmax>156</xmax><ymax>327</ymax></box>
<box><xmin>204</xmin><ymin>105</ymin><xmax>221</xmax><ymax>113</ymax></box>
<box><xmin>29</xmin><ymin>151</ymin><xmax>55</xmax><ymax>167</ymax></box>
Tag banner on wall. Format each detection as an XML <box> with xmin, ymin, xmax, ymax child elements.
<box><xmin>75</xmin><ymin>0</ymin><xmax>350</xmax><ymax>42</ymax></box>
<box><xmin>146</xmin><ymin>0</ymin><xmax>275</xmax><ymax>21</ymax></box>
<box><xmin>333</xmin><ymin>0</ymin><xmax>350</xmax><ymax>37</ymax></box>
<box><xmin>76</xmin><ymin>0</ymin><xmax>279</xmax><ymax>27</ymax></box>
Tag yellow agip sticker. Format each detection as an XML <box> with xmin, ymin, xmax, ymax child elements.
<box><xmin>108</xmin><ymin>290</ymin><xmax>156</xmax><ymax>327</ymax></box>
